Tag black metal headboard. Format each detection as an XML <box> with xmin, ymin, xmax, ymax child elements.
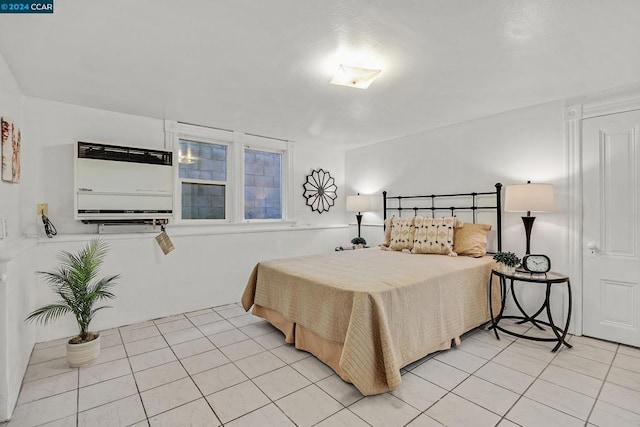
<box><xmin>383</xmin><ymin>183</ymin><xmax>502</xmax><ymax>252</ymax></box>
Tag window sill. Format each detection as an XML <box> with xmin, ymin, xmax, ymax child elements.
<box><xmin>35</xmin><ymin>223</ymin><xmax>349</xmax><ymax>243</ymax></box>
<box><xmin>166</xmin><ymin>222</ymin><xmax>348</xmax><ymax>237</ymax></box>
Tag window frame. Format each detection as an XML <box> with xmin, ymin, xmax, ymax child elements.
<box><xmin>165</xmin><ymin>120</ymin><xmax>294</xmax><ymax>225</ymax></box>
<box><xmin>178</xmin><ymin>138</ymin><xmax>230</xmax><ymax>222</ymax></box>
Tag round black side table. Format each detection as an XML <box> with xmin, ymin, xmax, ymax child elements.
<box><xmin>489</xmin><ymin>269</ymin><xmax>572</xmax><ymax>352</ymax></box>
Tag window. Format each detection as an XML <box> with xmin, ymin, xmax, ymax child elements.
<box><xmin>178</xmin><ymin>139</ymin><xmax>228</xmax><ymax>219</ymax></box>
<box><xmin>167</xmin><ymin>121</ymin><xmax>293</xmax><ymax>224</ymax></box>
<box><xmin>244</xmin><ymin>149</ymin><xmax>282</xmax><ymax>220</ymax></box>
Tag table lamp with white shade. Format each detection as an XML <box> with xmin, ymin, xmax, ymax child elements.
<box><xmin>504</xmin><ymin>181</ymin><xmax>555</xmax><ymax>255</ymax></box>
<box><xmin>346</xmin><ymin>193</ymin><xmax>373</xmax><ymax>239</ymax></box>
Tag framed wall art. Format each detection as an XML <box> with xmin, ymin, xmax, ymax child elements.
<box><xmin>1</xmin><ymin>117</ymin><xmax>21</xmax><ymax>183</ymax></box>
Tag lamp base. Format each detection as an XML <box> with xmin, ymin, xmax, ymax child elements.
<box><xmin>521</xmin><ymin>216</ymin><xmax>536</xmax><ymax>255</ymax></box>
<box><xmin>356</xmin><ymin>213</ymin><xmax>363</xmax><ymax>238</ymax></box>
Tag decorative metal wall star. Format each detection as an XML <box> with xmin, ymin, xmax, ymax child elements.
<box><xmin>303</xmin><ymin>168</ymin><xmax>337</xmax><ymax>213</ymax></box>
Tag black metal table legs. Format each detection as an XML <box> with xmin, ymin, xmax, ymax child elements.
<box><xmin>488</xmin><ymin>271</ymin><xmax>572</xmax><ymax>352</ymax></box>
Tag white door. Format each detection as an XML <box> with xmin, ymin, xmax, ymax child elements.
<box><xmin>583</xmin><ymin>109</ymin><xmax>640</xmax><ymax>347</ymax></box>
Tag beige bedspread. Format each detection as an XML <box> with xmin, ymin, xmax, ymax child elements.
<box><xmin>241</xmin><ymin>248</ymin><xmax>496</xmax><ymax>395</ymax></box>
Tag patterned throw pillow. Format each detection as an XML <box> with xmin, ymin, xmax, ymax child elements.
<box><xmin>388</xmin><ymin>217</ymin><xmax>415</xmax><ymax>251</ymax></box>
<box><xmin>411</xmin><ymin>216</ymin><xmax>460</xmax><ymax>256</ymax></box>
<box><xmin>453</xmin><ymin>223</ymin><xmax>492</xmax><ymax>257</ymax></box>
<box><xmin>381</xmin><ymin>216</ymin><xmax>394</xmax><ymax>247</ymax></box>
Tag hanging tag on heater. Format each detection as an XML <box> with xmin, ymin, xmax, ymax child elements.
<box><xmin>155</xmin><ymin>230</ymin><xmax>175</xmax><ymax>255</ymax></box>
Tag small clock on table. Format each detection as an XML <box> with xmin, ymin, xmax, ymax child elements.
<box><xmin>522</xmin><ymin>254</ymin><xmax>551</xmax><ymax>274</ymax></box>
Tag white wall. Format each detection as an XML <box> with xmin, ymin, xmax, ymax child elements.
<box><xmin>0</xmin><ymin>50</ymin><xmax>24</xmax><ymax>242</ymax></box>
<box><xmin>0</xmin><ymin>242</ymin><xmax>36</xmax><ymax>422</ymax></box>
<box><xmin>16</xmin><ymin>97</ymin><xmax>348</xmax><ymax>338</ymax></box>
<box><xmin>22</xmin><ymin>97</ymin><xmax>347</xmax><ymax>235</ymax></box>
<box><xmin>0</xmin><ymin>95</ymin><xmax>348</xmax><ymax>420</ymax></box>
<box><xmin>30</xmin><ymin>225</ymin><xmax>348</xmax><ymax>342</ymax></box>
<box><xmin>0</xmin><ymin>51</ymin><xmax>34</xmax><ymax>422</ymax></box>
<box><xmin>345</xmin><ymin>100</ymin><xmax>569</xmax><ymax>319</ymax></box>
<box><xmin>23</xmin><ymin>98</ymin><xmax>167</xmax><ymax>236</ymax></box>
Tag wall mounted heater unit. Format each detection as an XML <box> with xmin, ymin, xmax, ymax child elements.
<box><xmin>74</xmin><ymin>141</ymin><xmax>173</xmax><ymax>222</ymax></box>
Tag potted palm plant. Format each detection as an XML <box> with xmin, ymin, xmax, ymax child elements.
<box><xmin>25</xmin><ymin>239</ymin><xmax>119</xmax><ymax>367</ymax></box>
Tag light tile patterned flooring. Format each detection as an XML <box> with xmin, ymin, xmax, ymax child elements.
<box><xmin>3</xmin><ymin>303</ymin><xmax>640</xmax><ymax>427</ymax></box>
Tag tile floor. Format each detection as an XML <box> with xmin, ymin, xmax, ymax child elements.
<box><xmin>3</xmin><ymin>303</ymin><xmax>640</xmax><ymax>427</ymax></box>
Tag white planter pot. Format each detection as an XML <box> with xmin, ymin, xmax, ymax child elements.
<box><xmin>496</xmin><ymin>263</ymin><xmax>516</xmax><ymax>275</ymax></box>
<box><xmin>66</xmin><ymin>334</ymin><xmax>101</xmax><ymax>367</ymax></box>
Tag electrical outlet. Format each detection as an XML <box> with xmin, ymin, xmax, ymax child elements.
<box><xmin>37</xmin><ymin>203</ymin><xmax>48</xmax><ymax>216</ymax></box>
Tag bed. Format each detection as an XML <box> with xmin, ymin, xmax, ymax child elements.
<box><xmin>241</xmin><ymin>184</ymin><xmax>503</xmax><ymax>395</ymax></box>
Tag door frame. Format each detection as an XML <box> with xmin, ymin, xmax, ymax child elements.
<box><xmin>565</xmin><ymin>85</ymin><xmax>640</xmax><ymax>336</ymax></box>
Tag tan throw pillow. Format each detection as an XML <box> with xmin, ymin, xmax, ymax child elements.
<box><xmin>412</xmin><ymin>216</ymin><xmax>459</xmax><ymax>256</ymax></box>
<box><xmin>454</xmin><ymin>223</ymin><xmax>492</xmax><ymax>257</ymax></box>
<box><xmin>388</xmin><ymin>217</ymin><xmax>415</xmax><ymax>251</ymax></box>
<box><xmin>381</xmin><ymin>216</ymin><xmax>394</xmax><ymax>247</ymax></box>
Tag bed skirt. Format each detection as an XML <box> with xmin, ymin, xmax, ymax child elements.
<box><xmin>252</xmin><ymin>304</ymin><xmax>478</xmax><ymax>388</ymax></box>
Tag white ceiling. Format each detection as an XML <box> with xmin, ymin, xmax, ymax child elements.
<box><xmin>1</xmin><ymin>0</ymin><xmax>640</xmax><ymax>149</ymax></box>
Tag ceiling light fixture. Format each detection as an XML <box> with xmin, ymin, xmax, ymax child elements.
<box><xmin>330</xmin><ymin>64</ymin><xmax>381</xmax><ymax>89</ymax></box>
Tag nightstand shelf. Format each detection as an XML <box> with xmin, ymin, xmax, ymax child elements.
<box><xmin>489</xmin><ymin>269</ymin><xmax>572</xmax><ymax>352</ymax></box>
